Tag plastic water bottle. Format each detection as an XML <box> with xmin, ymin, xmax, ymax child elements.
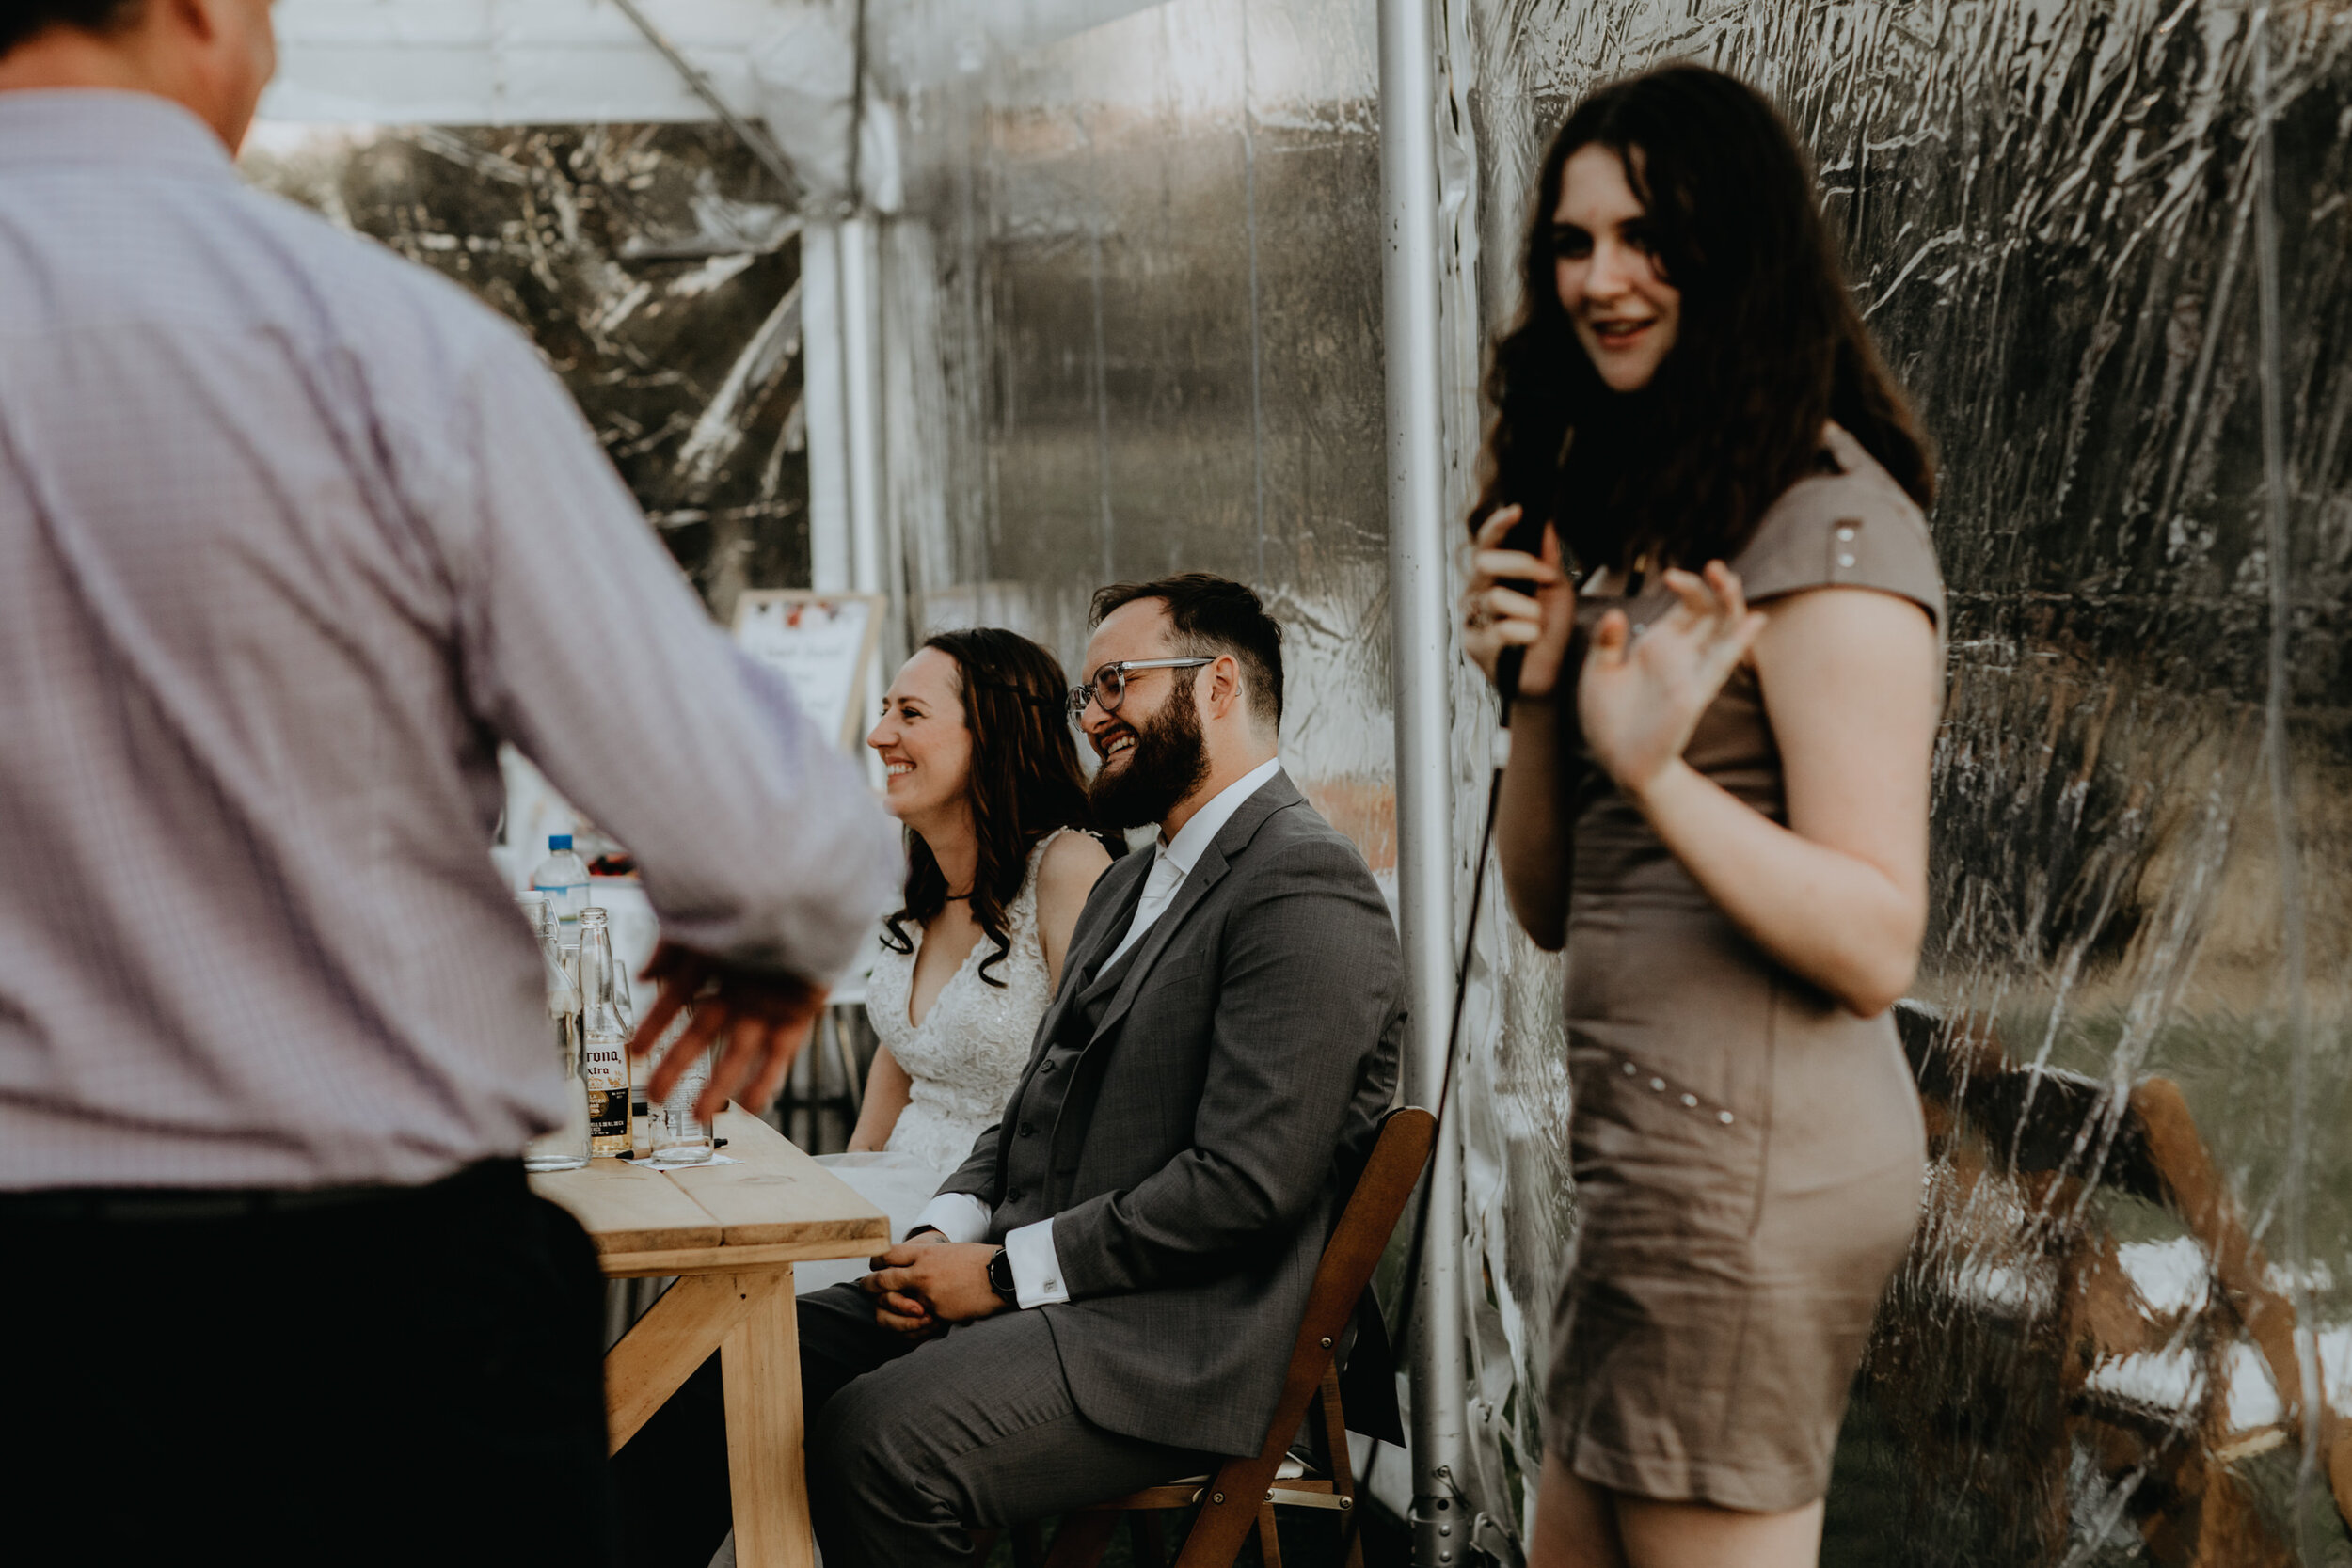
<box><xmin>530</xmin><ymin>834</ymin><xmax>591</xmax><ymax>937</ymax></box>
<box><xmin>577</xmin><ymin>908</ymin><xmax>632</xmax><ymax>1159</ymax></box>
<box><xmin>517</xmin><ymin>894</ymin><xmax>589</xmax><ymax>1172</ymax></box>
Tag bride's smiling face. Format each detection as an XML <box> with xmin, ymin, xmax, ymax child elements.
<box><xmin>868</xmin><ymin>648</ymin><xmax>974</xmax><ymax>828</ymax></box>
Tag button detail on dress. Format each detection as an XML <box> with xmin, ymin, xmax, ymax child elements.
<box><xmin>1648</xmin><ymin>1077</ymin><xmax>1666</xmax><ymax>1092</ymax></box>
<box><xmin>1835</xmin><ymin>525</ymin><xmax>1856</xmax><ymax>541</ymax></box>
<box><xmin>1717</xmin><ymin>1110</ymin><xmax>1735</xmax><ymax>1125</ymax></box>
<box><xmin>1621</xmin><ymin>1061</ymin><xmax>1637</xmax><ymax>1076</ymax></box>
<box><xmin>1680</xmin><ymin>1093</ymin><xmax>1698</xmax><ymax>1108</ymax></box>
<box><xmin>1836</xmin><ymin>553</ymin><xmax>1857</xmax><ymax>568</ymax></box>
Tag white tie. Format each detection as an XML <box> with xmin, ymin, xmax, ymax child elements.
<box><xmin>1105</xmin><ymin>847</ymin><xmax>1188</xmax><ymax>968</ymax></box>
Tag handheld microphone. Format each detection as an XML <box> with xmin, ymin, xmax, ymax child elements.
<box><xmin>1486</xmin><ymin>504</ymin><xmax>1551</xmax><ymax>717</ymax></box>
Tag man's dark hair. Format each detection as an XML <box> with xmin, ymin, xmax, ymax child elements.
<box><xmin>3</xmin><ymin>1</ymin><xmax>146</xmax><ymax>55</ymax></box>
<box><xmin>1090</xmin><ymin>573</ymin><xmax>1284</xmax><ymax>732</ymax></box>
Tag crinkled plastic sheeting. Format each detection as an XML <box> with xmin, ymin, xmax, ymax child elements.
<box><xmin>895</xmin><ymin>0</ymin><xmax>2352</xmax><ymax>1561</ymax></box>
<box><xmin>884</xmin><ymin>0</ymin><xmax>1400</xmax><ymax>873</ymax></box>
<box><xmin>1451</xmin><ymin>2</ymin><xmax>2352</xmax><ymax>1563</ymax></box>
<box><xmin>249</xmin><ymin>0</ymin><xmax>2352</xmax><ymax>1556</ymax></box>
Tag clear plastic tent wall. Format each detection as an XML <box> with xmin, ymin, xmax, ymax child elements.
<box><xmin>885</xmin><ymin>0</ymin><xmax>2352</xmax><ymax>1561</ymax></box>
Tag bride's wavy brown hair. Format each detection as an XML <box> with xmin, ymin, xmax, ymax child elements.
<box><xmin>1471</xmin><ymin>63</ymin><xmax>1934</xmax><ymax>569</ymax></box>
<box><xmin>880</xmin><ymin>627</ymin><xmax>1104</xmax><ymax>988</ymax></box>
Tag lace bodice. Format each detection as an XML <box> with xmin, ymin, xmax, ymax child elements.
<box><xmin>863</xmin><ymin>830</ymin><xmax>1065</xmax><ymax>1173</ymax></box>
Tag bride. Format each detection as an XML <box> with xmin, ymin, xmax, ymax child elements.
<box><xmin>799</xmin><ymin>626</ymin><xmax>1111</xmax><ymax>1291</ymax></box>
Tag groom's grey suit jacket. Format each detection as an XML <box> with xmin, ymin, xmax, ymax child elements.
<box><xmin>936</xmin><ymin>769</ymin><xmax>1404</xmax><ymax>1458</ymax></box>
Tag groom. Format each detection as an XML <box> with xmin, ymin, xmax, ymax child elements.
<box><xmin>795</xmin><ymin>572</ymin><xmax>1406</xmax><ymax>1566</ymax></box>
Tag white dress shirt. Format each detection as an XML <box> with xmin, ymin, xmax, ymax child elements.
<box><xmin>914</xmin><ymin>758</ymin><xmax>1285</xmax><ymax>1306</ymax></box>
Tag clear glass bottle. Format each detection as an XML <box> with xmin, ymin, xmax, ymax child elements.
<box><xmin>576</xmin><ymin>908</ymin><xmax>633</xmax><ymax>1159</ymax></box>
<box><xmin>517</xmin><ymin>893</ymin><xmax>589</xmax><ymax>1172</ymax></box>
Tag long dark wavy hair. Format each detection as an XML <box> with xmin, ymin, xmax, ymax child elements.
<box><xmin>1471</xmin><ymin>64</ymin><xmax>1934</xmax><ymax>570</ymax></box>
<box><xmin>879</xmin><ymin>627</ymin><xmax>1099</xmax><ymax>988</ymax></box>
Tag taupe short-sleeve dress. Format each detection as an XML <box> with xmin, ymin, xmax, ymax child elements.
<box><xmin>1543</xmin><ymin>424</ymin><xmax>1941</xmax><ymax>1512</ymax></box>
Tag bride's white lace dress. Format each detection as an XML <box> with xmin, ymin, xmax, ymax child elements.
<box><xmin>798</xmin><ymin>829</ymin><xmax>1066</xmax><ymax>1293</ymax></box>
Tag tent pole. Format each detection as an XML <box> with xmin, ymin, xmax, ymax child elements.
<box><xmin>1377</xmin><ymin>0</ymin><xmax>1469</xmax><ymax>1563</ymax></box>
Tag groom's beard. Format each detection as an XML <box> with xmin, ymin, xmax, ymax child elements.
<box><xmin>1088</xmin><ymin>691</ymin><xmax>1212</xmax><ymax>832</ymax></box>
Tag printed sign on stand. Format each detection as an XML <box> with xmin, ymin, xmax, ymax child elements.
<box><xmin>731</xmin><ymin>591</ymin><xmax>886</xmax><ymax>753</ymax></box>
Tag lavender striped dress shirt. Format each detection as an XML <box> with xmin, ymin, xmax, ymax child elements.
<box><xmin>0</xmin><ymin>90</ymin><xmax>897</xmax><ymax>1189</ymax></box>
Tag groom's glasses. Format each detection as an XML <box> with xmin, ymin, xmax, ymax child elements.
<box><xmin>1067</xmin><ymin>658</ymin><xmax>1213</xmax><ymax>722</ymax></box>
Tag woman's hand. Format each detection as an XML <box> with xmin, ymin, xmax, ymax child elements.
<box><xmin>1461</xmin><ymin>506</ymin><xmax>1576</xmax><ymax>698</ymax></box>
<box><xmin>1578</xmin><ymin>562</ymin><xmax>1766</xmax><ymax>797</ymax></box>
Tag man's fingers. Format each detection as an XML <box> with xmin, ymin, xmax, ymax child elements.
<box><xmin>696</xmin><ymin>1012</ymin><xmax>768</xmax><ymax>1121</ymax></box>
<box><xmin>734</xmin><ymin>1010</ymin><xmax>817</xmax><ymax>1117</ymax></box>
<box><xmin>644</xmin><ymin>1001</ymin><xmax>727</xmax><ymax>1103</ymax></box>
<box><xmin>628</xmin><ymin>980</ymin><xmax>691</xmax><ymax>1062</ymax></box>
<box><xmin>629</xmin><ymin>944</ymin><xmax>711</xmax><ymax>1057</ymax></box>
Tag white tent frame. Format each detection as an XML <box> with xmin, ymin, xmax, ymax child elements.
<box><xmin>261</xmin><ymin>4</ymin><xmax>1470</xmax><ymax>1561</ymax></box>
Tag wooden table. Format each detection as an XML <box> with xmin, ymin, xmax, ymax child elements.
<box><xmin>531</xmin><ymin>1105</ymin><xmax>889</xmax><ymax>1568</ymax></box>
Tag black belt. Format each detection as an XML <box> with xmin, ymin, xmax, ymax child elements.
<box><xmin>0</xmin><ymin>1156</ymin><xmax>518</xmax><ymax>1224</ymax></box>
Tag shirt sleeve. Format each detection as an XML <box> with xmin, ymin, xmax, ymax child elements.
<box><xmin>426</xmin><ymin>326</ymin><xmax>898</xmax><ymax>983</ymax></box>
<box><xmin>1001</xmin><ymin>1218</ymin><xmax>1071</xmax><ymax>1308</ymax></box>
<box><xmin>912</xmin><ymin>1191</ymin><xmax>992</xmax><ymax>1244</ymax></box>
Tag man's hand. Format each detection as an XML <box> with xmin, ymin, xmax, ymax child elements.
<box><xmin>859</xmin><ymin>1229</ymin><xmax>954</xmax><ymax>1335</ymax></box>
<box><xmin>628</xmin><ymin>942</ymin><xmax>827</xmax><ymax>1120</ymax></box>
<box><xmin>861</xmin><ymin>1242</ymin><xmax>1009</xmax><ymax>1330</ymax></box>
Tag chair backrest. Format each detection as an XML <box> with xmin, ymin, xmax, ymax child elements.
<box><xmin>1171</xmin><ymin>1104</ymin><xmax>1437</xmax><ymax>1568</ymax></box>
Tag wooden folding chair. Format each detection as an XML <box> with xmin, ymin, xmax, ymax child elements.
<box><xmin>1025</xmin><ymin>1104</ymin><xmax>1437</xmax><ymax>1568</ymax></box>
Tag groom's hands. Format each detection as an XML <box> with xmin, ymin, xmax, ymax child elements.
<box><xmin>863</xmin><ymin>1229</ymin><xmax>949</xmax><ymax>1336</ymax></box>
<box><xmin>862</xmin><ymin>1241</ymin><xmax>1009</xmax><ymax>1331</ymax></box>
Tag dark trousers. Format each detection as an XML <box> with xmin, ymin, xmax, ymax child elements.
<box><xmin>613</xmin><ymin>1283</ymin><xmax>1213</xmax><ymax>1568</ymax></box>
<box><xmin>8</xmin><ymin>1159</ymin><xmax>615</xmax><ymax>1566</ymax></box>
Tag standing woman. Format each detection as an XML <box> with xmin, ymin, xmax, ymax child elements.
<box><xmin>798</xmin><ymin>626</ymin><xmax>1113</xmax><ymax>1292</ymax></box>
<box><xmin>1460</xmin><ymin>66</ymin><xmax>1943</xmax><ymax>1567</ymax></box>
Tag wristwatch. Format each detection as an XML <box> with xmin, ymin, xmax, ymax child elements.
<box><xmin>985</xmin><ymin>1246</ymin><xmax>1021</xmax><ymax>1307</ymax></box>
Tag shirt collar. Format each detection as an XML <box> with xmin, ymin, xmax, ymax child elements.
<box><xmin>0</xmin><ymin>88</ymin><xmax>236</xmax><ymax>178</ymax></box>
<box><xmin>1157</xmin><ymin>757</ymin><xmax>1283</xmax><ymax>876</ymax></box>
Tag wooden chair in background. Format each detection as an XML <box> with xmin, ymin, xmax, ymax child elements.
<box><xmin>1011</xmin><ymin>1104</ymin><xmax>1438</xmax><ymax>1568</ymax></box>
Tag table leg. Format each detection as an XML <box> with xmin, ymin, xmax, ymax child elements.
<box><xmin>605</xmin><ymin>1273</ymin><xmax>758</xmax><ymax>1455</ymax></box>
<box><xmin>722</xmin><ymin>1265</ymin><xmax>812</xmax><ymax>1568</ymax></box>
